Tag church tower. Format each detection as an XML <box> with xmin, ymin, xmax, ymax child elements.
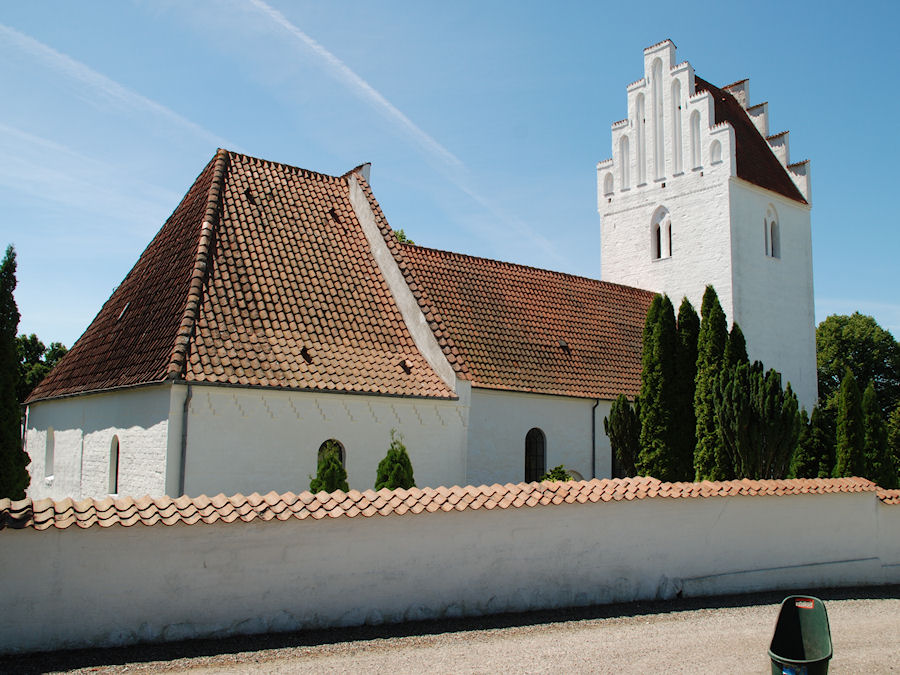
<box><xmin>597</xmin><ymin>40</ymin><xmax>817</xmax><ymax>410</ymax></box>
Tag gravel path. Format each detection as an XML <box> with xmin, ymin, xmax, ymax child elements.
<box><xmin>6</xmin><ymin>587</ymin><xmax>899</xmax><ymax>674</ymax></box>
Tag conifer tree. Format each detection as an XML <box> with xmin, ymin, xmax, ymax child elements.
<box><xmin>0</xmin><ymin>246</ymin><xmax>29</xmax><ymax>500</ymax></box>
<box><xmin>694</xmin><ymin>286</ymin><xmax>728</xmax><ymax>480</ymax></box>
<box><xmin>375</xmin><ymin>429</ymin><xmax>416</xmax><ymax>490</ymax></box>
<box><xmin>790</xmin><ymin>408</ymin><xmax>817</xmax><ymax>478</ymax></box>
<box><xmin>888</xmin><ymin>403</ymin><xmax>900</xmax><ymax>485</ymax></box>
<box><xmin>862</xmin><ymin>382</ymin><xmax>896</xmax><ymax>488</ymax></box>
<box><xmin>309</xmin><ymin>440</ymin><xmax>349</xmax><ymax>493</ymax></box>
<box><xmin>834</xmin><ymin>368</ymin><xmax>865</xmax><ymax>477</ymax></box>
<box><xmin>637</xmin><ymin>294</ymin><xmax>678</xmax><ymax>480</ymax></box>
<box><xmin>604</xmin><ymin>394</ymin><xmax>639</xmax><ymax>478</ymax></box>
<box><xmin>673</xmin><ymin>298</ymin><xmax>699</xmax><ymax>481</ymax></box>
<box><xmin>724</xmin><ymin>322</ymin><xmax>748</xmax><ymax>367</ymax></box>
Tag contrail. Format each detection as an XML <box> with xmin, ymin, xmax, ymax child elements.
<box><xmin>245</xmin><ymin>0</ymin><xmax>564</xmax><ymax>264</ymax></box>
<box><xmin>246</xmin><ymin>0</ymin><xmax>463</xmax><ymax>171</ymax></box>
<box><xmin>0</xmin><ymin>23</ymin><xmax>234</xmax><ymax>150</ymax></box>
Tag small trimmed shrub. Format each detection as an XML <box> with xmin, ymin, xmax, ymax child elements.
<box><xmin>309</xmin><ymin>440</ymin><xmax>349</xmax><ymax>493</ymax></box>
<box><xmin>539</xmin><ymin>465</ymin><xmax>573</xmax><ymax>482</ymax></box>
<box><xmin>375</xmin><ymin>430</ymin><xmax>415</xmax><ymax>490</ymax></box>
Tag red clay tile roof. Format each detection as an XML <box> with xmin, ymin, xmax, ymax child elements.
<box><xmin>0</xmin><ymin>477</ymin><xmax>881</xmax><ymax>531</ymax></box>
<box><xmin>879</xmin><ymin>489</ymin><xmax>900</xmax><ymax>505</ymax></box>
<box><xmin>28</xmin><ymin>151</ymin><xmax>455</xmax><ymax>402</ymax></box>
<box><xmin>694</xmin><ymin>76</ymin><xmax>807</xmax><ymax>204</ymax></box>
<box><xmin>396</xmin><ymin>246</ymin><xmax>655</xmax><ymax>398</ymax></box>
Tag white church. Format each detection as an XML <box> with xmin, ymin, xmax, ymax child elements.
<box><xmin>23</xmin><ymin>41</ymin><xmax>816</xmax><ymax>500</ymax></box>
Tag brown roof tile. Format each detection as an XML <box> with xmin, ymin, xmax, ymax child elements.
<box><xmin>1</xmin><ymin>477</ymin><xmax>879</xmax><ymax>531</ymax></box>
<box><xmin>694</xmin><ymin>76</ymin><xmax>807</xmax><ymax>204</ymax></box>
<box><xmin>397</xmin><ymin>246</ymin><xmax>655</xmax><ymax>398</ymax></box>
<box><xmin>879</xmin><ymin>489</ymin><xmax>900</xmax><ymax>505</ymax></box>
<box><xmin>28</xmin><ymin>151</ymin><xmax>454</xmax><ymax>402</ymax></box>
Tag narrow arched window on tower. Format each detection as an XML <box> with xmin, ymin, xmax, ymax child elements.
<box><xmin>765</xmin><ymin>206</ymin><xmax>780</xmax><ymax>259</ymax></box>
<box><xmin>651</xmin><ymin>207</ymin><xmax>671</xmax><ymax>260</ymax></box>
<box><xmin>619</xmin><ymin>136</ymin><xmax>630</xmax><ymax>189</ymax></box>
<box><xmin>690</xmin><ymin>111</ymin><xmax>701</xmax><ymax>169</ymax></box>
<box><xmin>671</xmin><ymin>78</ymin><xmax>682</xmax><ymax>174</ymax></box>
<box><xmin>525</xmin><ymin>428</ymin><xmax>546</xmax><ymax>482</ymax></box>
<box><xmin>603</xmin><ymin>172</ymin><xmax>614</xmax><ymax>196</ymax></box>
<box><xmin>652</xmin><ymin>59</ymin><xmax>664</xmax><ymax>180</ymax></box>
<box><xmin>636</xmin><ymin>94</ymin><xmax>646</xmax><ymax>185</ymax></box>
<box><xmin>770</xmin><ymin>221</ymin><xmax>780</xmax><ymax>258</ymax></box>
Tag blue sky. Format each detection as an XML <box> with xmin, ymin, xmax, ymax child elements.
<box><xmin>1</xmin><ymin>1</ymin><xmax>898</xmax><ymax>348</ymax></box>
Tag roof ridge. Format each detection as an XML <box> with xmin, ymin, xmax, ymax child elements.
<box><xmin>401</xmin><ymin>242</ymin><xmax>652</xmax><ymax>291</ymax></box>
<box><xmin>166</xmin><ymin>149</ymin><xmax>230</xmax><ymax>379</ymax></box>
<box><xmin>225</xmin><ymin>149</ymin><xmax>346</xmax><ymax>182</ymax></box>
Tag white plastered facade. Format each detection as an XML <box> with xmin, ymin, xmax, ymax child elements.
<box><xmin>597</xmin><ymin>40</ymin><xmax>816</xmax><ymax>410</ymax></box>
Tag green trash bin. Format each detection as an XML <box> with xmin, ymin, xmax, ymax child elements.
<box><xmin>768</xmin><ymin>595</ymin><xmax>833</xmax><ymax>675</ymax></box>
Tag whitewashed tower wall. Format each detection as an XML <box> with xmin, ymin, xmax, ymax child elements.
<box><xmin>597</xmin><ymin>40</ymin><xmax>816</xmax><ymax>410</ymax></box>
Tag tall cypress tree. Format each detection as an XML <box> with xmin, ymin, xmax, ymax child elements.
<box><xmin>637</xmin><ymin>294</ymin><xmax>678</xmax><ymax>480</ymax></box>
<box><xmin>673</xmin><ymin>297</ymin><xmax>699</xmax><ymax>481</ymax></box>
<box><xmin>694</xmin><ymin>286</ymin><xmax>728</xmax><ymax>480</ymax></box>
<box><xmin>888</xmin><ymin>403</ymin><xmax>900</xmax><ymax>486</ymax></box>
<box><xmin>791</xmin><ymin>407</ymin><xmax>825</xmax><ymax>478</ymax></box>
<box><xmin>604</xmin><ymin>393</ymin><xmax>640</xmax><ymax>478</ymax></box>
<box><xmin>0</xmin><ymin>246</ymin><xmax>29</xmax><ymax>500</ymax></box>
<box><xmin>862</xmin><ymin>382</ymin><xmax>896</xmax><ymax>488</ymax></box>
<box><xmin>834</xmin><ymin>368</ymin><xmax>865</xmax><ymax>477</ymax></box>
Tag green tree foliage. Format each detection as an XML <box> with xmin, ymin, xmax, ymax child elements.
<box><xmin>673</xmin><ymin>297</ymin><xmax>699</xmax><ymax>481</ymax></box>
<box><xmin>539</xmin><ymin>465</ymin><xmax>573</xmax><ymax>482</ymax></box>
<box><xmin>862</xmin><ymin>382</ymin><xmax>897</xmax><ymax>488</ymax></box>
<box><xmin>394</xmin><ymin>229</ymin><xmax>415</xmax><ymax>245</ymax></box>
<box><xmin>724</xmin><ymin>322</ymin><xmax>748</xmax><ymax>367</ymax></box>
<box><xmin>816</xmin><ymin>313</ymin><xmax>900</xmax><ymax>417</ymax></box>
<box><xmin>790</xmin><ymin>407</ymin><xmax>832</xmax><ymax>479</ymax></box>
<box><xmin>0</xmin><ymin>246</ymin><xmax>29</xmax><ymax>499</ymax></box>
<box><xmin>790</xmin><ymin>409</ymin><xmax>817</xmax><ymax>478</ymax></box>
<box><xmin>834</xmin><ymin>368</ymin><xmax>865</xmax><ymax>477</ymax></box>
<box><xmin>17</xmin><ymin>334</ymin><xmax>67</xmax><ymax>404</ymax></box>
<box><xmin>694</xmin><ymin>286</ymin><xmax>728</xmax><ymax>480</ymax></box>
<box><xmin>375</xmin><ymin>429</ymin><xmax>416</xmax><ymax>490</ymax></box>
<box><xmin>888</xmin><ymin>403</ymin><xmax>900</xmax><ymax>485</ymax></box>
<box><xmin>309</xmin><ymin>440</ymin><xmax>349</xmax><ymax>493</ymax></box>
<box><xmin>715</xmin><ymin>361</ymin><xmax>799</xmax><ymax>479</ymax></box>
<box><xmin>637</xmin><ymin>294</ymin><xmax>678</xmax><ymax>480</ymax></box>
<box><xmin>604</xmin><ymin>393</ymin><xmax>639</xmax><ymax>478</ymax></box>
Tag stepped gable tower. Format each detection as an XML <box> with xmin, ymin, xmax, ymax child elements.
<box><xmin>597</xmin><ymin>40</ymin><xmax>816</xmax><ymax>410</ymax></box>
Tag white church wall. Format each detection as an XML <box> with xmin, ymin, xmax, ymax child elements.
<box><xmin>181</xmin><ymin>385</ymin><xmax>469</xmax><ymax>496</ymax></box>
<box><xmin>2</xmin><ymin>487</ymin><xmax>894</xmax><ymax>655</ymax></box>
<box><xmin>466</xmin><ymin>388</ymin><xmax>611</xmax><ymax>484</ymax></box>
<box><xmin>24</xmin><ymin>386</ymin><xmax>172</xmax><ymax>501</ymax></box>
<box><xmin>729</xmin><ymin>180</ymin><xmax>817</xmax><ymax>410</ymax></box>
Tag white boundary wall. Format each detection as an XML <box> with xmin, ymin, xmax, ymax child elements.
<box><xmin>1</xmin><ymin>489</ymin><xmax>897</xmax><ymax>655</ymax></box>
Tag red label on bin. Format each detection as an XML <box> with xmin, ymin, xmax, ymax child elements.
<box><xmin>795</xmin><ymin>598</ymin><xmax>815</xmax><ymax>609</ymax></box>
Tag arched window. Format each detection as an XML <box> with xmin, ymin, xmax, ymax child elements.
<box><xmin>109</xmin><ymin>435</ymin><xmax>119</xmax><ymax>494</ymax></box>
<box><xmin>635</xmin><ymin>94</ymin><xmax>646</xmax><ymax>185</ymax></box>
<box><xmin>652</xmin><ymin>59</ymin><xmax>664</xmax><ymax>180</ymax></box>
<box><xmin>318</xmin><ymin>439</ymin><xmax>345</xmax><ymax>466</ymax></box>
<box><xmin>525</xmin><ymin>428</ymin><xmax>546</xmax><ymax>482</ymax></box>
<box><xmin>45</xmin><ymin>427</ymin><xmax>55</xmax><ymax>478</ymax></box>
<box><xmin>710</xmin><ymin>140</ymin><xmax>722</xmax><ymax>164</ymax></box>
<box><xmin>765</xmin><ymin>205</ymin><xmax>780</xmax><ymax>259</ymax></box>
<box><xmin>603</xmin><ymin>172</ymin><xmax>614</xmax><ymax>196</ymax></box>
<box><xmin>770</xmin><ymin>221</ymin><xmax>780</xmax><ymax>258</ymax></box>
<box><xmin>671</xmin><ymin>79</ymin><xmax>682</xmax><ymax>174</ymax></box>
<box><xmin>690</xmin><ymin>111</ymin><xmax>701</xmax><ymax>169</ymax></box>
<box><xmin>651</xmin><ymin>206</ymin><xmax>672</xmax><ymax>260</ymax></box>
<box><xmin>619</xmin><ymin>136</ymin><xmax>630</xmax><ymax>189</ymax></box>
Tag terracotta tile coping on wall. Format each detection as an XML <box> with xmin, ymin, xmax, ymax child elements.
<box><xmin>1</xmin><ymin>477</ymin><xmax>887</xmax><ymax>532</ymax></box>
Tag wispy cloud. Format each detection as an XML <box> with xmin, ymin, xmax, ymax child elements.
<box><xmin>0</xmin><ymin>123</ymin><xmax>180</xmax><ymax>232</ymax></box>
<box><xmin>0</xmin><ymin>23</ymin><xmax>234</xmax><ymax>151</ymax></box>
<box><xmin>244</xmin><ymin>0</ymin><xmax>564</xmax><ymax>265</ymax></box>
